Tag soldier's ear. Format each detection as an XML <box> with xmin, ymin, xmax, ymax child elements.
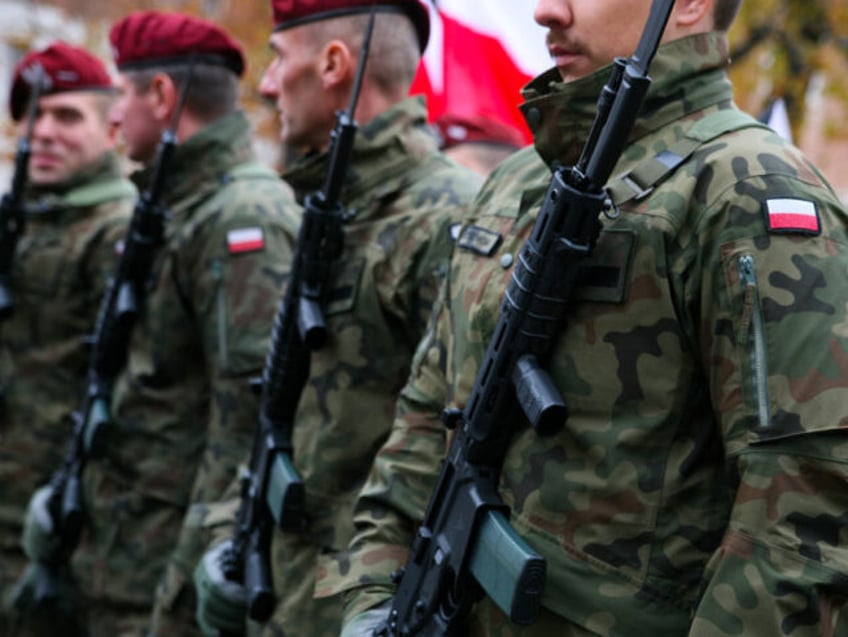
<box><xmin>319</xmin><ymin>39</ymin><xmax>354</xmax><ymax>92</ymax></box>
<box><xmin>148</xmin><ymin>72</ymin><xmax>178</xmax><ymax>125</ymax></box>
<box><xmin>671</xmin><ymin>0</ymin><xmax>712</xmax><ymax>28</ymax></box>
<box><xmin>106</xmin><ymin>118</ymin><xmax>120</xmax><ymax>146</ymax></box>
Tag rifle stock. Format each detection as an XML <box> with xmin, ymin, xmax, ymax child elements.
<box><xmin>380</xmin><ymin>3</ymin><xmax>675</xmax><ymax>636</ymax></box>
<box><xmin>221</xmin><ymin>8</ymin><xmax>378</xmax><ymax>623</ymax></box>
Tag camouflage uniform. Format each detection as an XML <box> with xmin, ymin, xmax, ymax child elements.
<box><xmin>71</xmin><ymin>111</ymin><xmax>300</xmax><ymax>637</ymax></box>
<box><xmin>325</xmin><ymin>33</ymin><xmax>848</xmax><ymax>636</ymax></box>
<box><xmin>0</xmin><ymin>153</ymin><xmax>134</xmax><ymax>633</ymax></box>
<box><xmin>261</xmin><ymin>96</ymin><xmax>480</xmax><ymax>637</ymax></box>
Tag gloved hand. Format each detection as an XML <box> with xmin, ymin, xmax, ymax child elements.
<box><xmin>21</xmin><ymin>485</ymin><xmax>62</xmax><ymax>563</ymax></box>
<box><xmin>341</xmin><ymin>600</ymin><xmax>392</xmax><ymax>637</ymax></box>
<box><xmin>193</xmin><ymin>540</ymin><xmax>248</xmax><ymax>637</ymax></box>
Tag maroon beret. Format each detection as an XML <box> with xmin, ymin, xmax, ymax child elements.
<box><xmin>435</xmin><ymin>114</ymin><xmax>526</xmax><ymax>150</ymax></box>
<box><xmin>110</xmin><ymin>11</ymin><xmax>246</xmax><ymax>77</ymax></box>
<box><xmin>271</xmin><ymin>0</ymin><xmax>430</xmax><ymax>53</ymax></box>
<box><xmin>9</xmin><ymin>41</ymin><xmax>113</xmax><ymax>121</ymax></box>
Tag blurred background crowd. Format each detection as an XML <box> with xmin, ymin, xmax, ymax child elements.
<box><xmin>1</xmin><ymin>0</ymin><xmax>847</xmax><ymax>200</ymax></box>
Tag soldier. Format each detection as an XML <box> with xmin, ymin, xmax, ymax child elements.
<box><xmin>0</xmin><ymin>42</ymin><xmax>135</xmax><ymax>637</ymax></box>
<box><xmin>19</xmin><ymin>11</ymin><xmax>301</xmax><ymax>637</ymax></box>
<box><xmin>433</xmin><ymin>113</ymin><xmax>526</xmax><ymax>178</ymax></box>
<box><xmin>332</xmin><ymin>0</ymin><xmax>848</xmax><ymax>636</ymax></box>
<box><xmin>192</xmin><ymin>1</ymin><xmax>482</xmax><ymax>637</ymax></box>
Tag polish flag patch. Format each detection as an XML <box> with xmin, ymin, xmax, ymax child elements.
<box><xmin>764</xmin><ymin>198</ymin><xmax>820</xmax><ymax>235</ymax></box>
<box><xmin>227</xmin><ymin>227</ymin><xmax>265</xmax><ymax>254</ymax></box>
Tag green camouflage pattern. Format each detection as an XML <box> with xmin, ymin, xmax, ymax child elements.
<box><xmin>264</xmin><ymin>96</ymin><xmax>481</xmax><ymax>637</ymax></box>
<box><xmin>329</xmin><ymin>33</ymin><xmax>848</xmax><ymax>636</ymax></box>
<box><xmin>70</xmin><ymin>112</ymin><xmax>300</xmax><ymax>637</ymax></box>
<box><xmin>0</xmin><ymin>153</ymin><xmax>134</xmax><ymax>620</ymax></box>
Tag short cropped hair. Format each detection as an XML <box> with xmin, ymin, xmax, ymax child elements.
<box><xmin>714</xmin><ymin>0</ymin><xmax>742</xmax><ymax>31</ymax></box>
<box><xmin>91</xmin><ymin>91</ymin><xmax>118</xmax><ymax>124</ymax></box>
<box><xmin>308</xmin><ymin>12</ymin><xmax>421</xmax><ymax>95</ymax></box>
<box><xmin>125</xmin><ymin>63</ymin><xmax>240</xmax><ymax>122</ymax></box>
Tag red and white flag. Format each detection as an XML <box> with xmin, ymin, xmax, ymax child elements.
<box><xmin>765</xmin><ymin>198</ymin><xmax>820</xmax><ymax>234</ymax></box>
<box><xmin>411</xmin><ymin>1</ymin><xmax>550</xmax><ymax>143</ymax></box>
<box><xmin>227</xmin><ymin>227</ymin><xmax>266</xmax><ymax>254</ymax></box>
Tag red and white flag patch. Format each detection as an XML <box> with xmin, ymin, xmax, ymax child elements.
<box><xmin>764</xmin><ymin>198</ymin><xmax>820</xmax><ymax>235</ymax></box>
<box><xmin>227</xmin><ymin>227</ymin><xmax>265</xmax><ymax>254</ymax></box>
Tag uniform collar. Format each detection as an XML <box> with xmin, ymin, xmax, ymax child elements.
<box><xmin>521</xmin><ymin>32</ymin><xmax>734</xmax><ymax>169</ymax></box>
<box><xmin>26</xmin><ymin>152</ymin><xmax>130</xmax><ymax>213</ymax></box>
<box><xmin>283</xmin><ymin>95</ymin><xmax>436</xmax><ymax>207</ymax></box>
<box><xmin>131</xmin><ymin>110</ymin><xmax>255</xmax><ymax>211</ymax></box>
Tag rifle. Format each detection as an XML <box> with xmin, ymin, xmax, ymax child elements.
<box><xmin>28</xmin><ymin>69</ymin><xmax>194</xmax><ymax>604</ymax></box>
<box><xmin>378</xmin><ymin>2</ymin><xmax>676</xmax><ymax>635</ymax></box>
<box><xmin>0</xmin><ymin>63</ymin><xmax>49</xmax><ymax>320</ymax></box>
<box><xmin>219</xmin><ymin>9</ymin><xmax>377</xmax><ymax>623</ymax></box>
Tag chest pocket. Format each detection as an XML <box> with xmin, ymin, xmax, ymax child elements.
<box><xmin>17</xmin><ymin>231</ymin><xmax>68</xmax><ymax>298</ymax></box>
<box><xmin>573</xmin><ymin>228</ymin><xmax>636</xmax><ymax>304</ymax></box>
<box><xmin>325</xmin><ymin>257</ymin><xmax>365</xmax><ymax>317</ymax></box>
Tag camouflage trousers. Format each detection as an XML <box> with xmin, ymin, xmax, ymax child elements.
<box><xmin>265</xmin><ymin>533</ymin><xmax>343</xmax><ymax>637</ymax></box>
<box><xmin>0</xmin><ymin>547</ymin><xmax>85</xmax><ymax>637</ymax></box>
<box><xmin>148</xmin><ymin>561</ymin><xmax>204</xmax><ymax>637</ymax></box>
<box><xmin>78</xmin><ymin>573</ymin><xmax>203</xmax><ymax>637</ymax></box>
<box><xmin>82</xmin><ymin>602</ymin><xmax>148</xmax><ymax>637</ymax></box>
<box><xmin>471</xmin><ymin>601</ymin><xmax>600</xmax><ymax>637</ymax></box>
<box><xmin>79</xmin><ymin>585</ymin><xmax>202</xmax><ymax>637</ymax></box>
<box><xmin>0</xmin><ymin>546</ymin><xmax>25</xmax><ymax>637</ymax></box>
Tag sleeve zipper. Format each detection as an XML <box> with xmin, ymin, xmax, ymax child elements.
<box><xmin>739</xmin><ymin>254</ymin><xmax>770</xmax><ymax>430</ymax></box>
<box><xmin>212</xmin><ymin>259</ymin><xmax>229</xmax><ymax>371</ymax></box>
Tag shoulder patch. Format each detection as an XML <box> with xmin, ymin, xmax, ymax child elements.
<box><xmin>763</xmin><ymin>198</ymin><xmax>821</xmax><ymax>235</ymax></box>
<box><xmin>457</xmin><ymin>224</ymin><xmax>502</xmax><ymax>257</ymax></box>
<box><xmin>227</xmin><ymin>227</ymin><xmax>265</xmax><ymax>254</ymax></box>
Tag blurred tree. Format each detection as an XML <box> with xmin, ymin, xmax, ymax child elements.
<box><xmin>30</xmin><ymin>0</ymin><xmax>281</xmax><ymax>160</ymax></box>
<box><xmin>728</xmin><ymin>0</ymin><xmax>848</xmax><ymax>140</ymax></box>
<box><xmin>40</xmin><ymin>0</ymin><xmax>273</xmax><ymax>99</ymax></box>
<box><xmin>21</xmin><ymin>0</ymin><xmax>848</xmax><ymax>184</ymax></box>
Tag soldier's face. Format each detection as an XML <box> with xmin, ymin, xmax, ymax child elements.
<box><xmin>23</xmin><ymin>91</ymin><xmax>117</xmax><ymax>186</ymax></box>
<box><xmin>110</xmin><ymin>73</ymin><xmax>163</xmax><ymax>164</ymax></box>
<box><xmin>534</xmin><ymin>0</ymin><xmax>654</xmax><ymax>82</ymax></box>
<box><xmin>262</xmin><ymin>27</ymin><xmax>338</xmax><ymax>151</ymax></box>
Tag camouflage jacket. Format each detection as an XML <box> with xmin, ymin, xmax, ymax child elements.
<box><xmin>74</xmin><ymin>112</ymin><xmax>300</xmax><ymax>609</ymax></box>
<box><xmin>278</xmin><ymin>95</ymin><xmax>480</xmax><ymax>564</ymax></box>
<box><xmin>0</xmin><ymin>153</ymin><xmax>134</xmax><ymax>550</ymax></box>
<box><xmin>330</xmin><ymin>33</ymin><xmax>848</xmax><ymax>636</ymax></box>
